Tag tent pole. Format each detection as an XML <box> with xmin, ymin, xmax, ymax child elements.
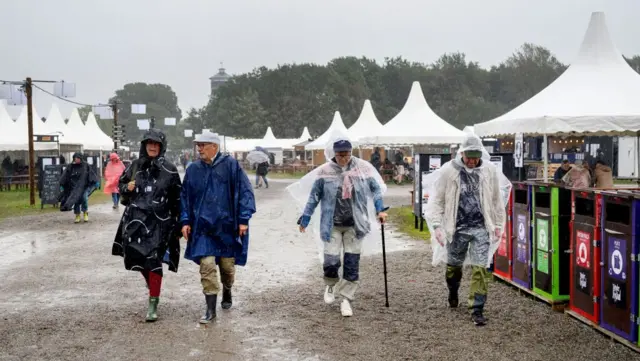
<box><xmin>543</xmin><ymin>134</ymin><xmax>549</xmax><ymax>182</ymax></box>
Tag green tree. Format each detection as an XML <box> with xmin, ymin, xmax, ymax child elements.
<box><xmin>107</xmin><ymin>83</ymin><xmax>182</xmax><ymax>149</ymax></box>
<box><xmin>204</xmin><ymin>88</ymin><xmax>267</xmax><ymax>138</ymax></box>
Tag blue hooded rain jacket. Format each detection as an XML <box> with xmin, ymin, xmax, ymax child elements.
<box><xmin>180</xmin><ymin>153</ymin><xmax>256</xmax><ymax>266</ymax></box>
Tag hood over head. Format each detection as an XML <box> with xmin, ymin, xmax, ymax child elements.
<box><xmin>109</xmin><ymin>152</ymin><xmax>120</xmax><ymax>161</ymax></box>
<box><xmin>72</xmin><ymin>152</ymin><xmax>84</xmax><ymax>163</ymax></box>
<box><xmin>139</xmin><ymin>129</ymin><xmax>167</xmax><ymax>159</ymax></box>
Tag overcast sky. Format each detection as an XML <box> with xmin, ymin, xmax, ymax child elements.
<box><xmin>1</xmin><ymin>0</ymin><xmax>638</xmax><ymax>120</ymax></box>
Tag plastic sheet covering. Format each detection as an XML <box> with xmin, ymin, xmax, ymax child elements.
<box><xmin>247</xmin><ymin>149</ymin><xmax>269</xmax><ymax>164</ymax></box>
<box><xmin>286</xmin><ymin>129</ymin><xmax>387</xmax><ymax>262</ymax></box>
<box><xmin>562</xmin><ymin>163</ymin><xmax>591</xmax><ymax>188</ymax></box>
<box><xmin>423</xmin><ymin>134</ymin><xmax>512</xmax><ymax>267</ymax></box>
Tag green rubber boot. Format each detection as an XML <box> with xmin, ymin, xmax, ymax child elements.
<box><xmin>145</xmin><ymin>297</ymin><xmax>159</xmax><ymax>322</ymax></box>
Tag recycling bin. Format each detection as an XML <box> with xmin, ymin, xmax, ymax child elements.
<box><xmin>532</xmin><ymin>183</ymin><xmax>572</xmax><ymax>301</ymax></box>
<box><xmin>569</xmin><ymin>189</ymin><xmax>602</xmax><ymax>324</ymax></box>
<box><xmin>600</xmin><ymin>192</ymin><xmax>638</xmax><ymax>342</ymax></box>
<box><xmin>494</xmin><ymin>190</ymin><xmax>514</xmax><ymax>280</ymax></box>
<box><xmin>511</xmin><ymin>182</ymin><xmax>533</xmax><ymax>289</ymax></box>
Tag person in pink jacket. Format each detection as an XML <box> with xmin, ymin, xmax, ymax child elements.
<box><xmin>104</xmin><ymin>152</ymin><xmax>126</xmax><ymax>209</ymax></box>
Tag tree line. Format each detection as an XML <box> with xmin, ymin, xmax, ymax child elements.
<box><xmin>89</xmin><ymin>43</ymin><xmax>640</xmax><ymax>150</ymax></box>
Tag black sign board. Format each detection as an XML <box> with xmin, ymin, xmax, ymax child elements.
<box><xmin>33</xmin><ymin>134</ymin><xmax>59</xmax><ymax>142</ymax></box>
<box><xmin>526</xmin><ymin>165</ymin><xmax>538</xmax><ymax>179</ymax></box>
<box><xmin>40</xmin><ymin>164</ymin><xmax>65</xmax><ymax>209</ymax></box>
<box><xmin>413</xmin><ymin>145</ymin><xmax>452</xmax><ymax>155</ymax></box>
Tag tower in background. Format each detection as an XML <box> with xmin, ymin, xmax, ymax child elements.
<box><xmin>209</xmin><ymin>62</ymin><xmax>230</xmax><ymax>95</ymax></box>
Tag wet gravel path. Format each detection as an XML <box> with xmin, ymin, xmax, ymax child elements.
<box><xmin>0</xmin><ymin>180</ymin><xmax>638</xmax><ymax>361</ymax></box>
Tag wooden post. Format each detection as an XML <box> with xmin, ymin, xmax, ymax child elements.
<box><xmin>25</xmin><ymin>77</ymin><xmax>35</xmax><ymax>206</ymax></box>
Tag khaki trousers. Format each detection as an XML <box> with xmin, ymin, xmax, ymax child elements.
<box><xmin>200</xmin><ymin>256</ymin><xmax>235</xmax><ymax>295</ymax></box>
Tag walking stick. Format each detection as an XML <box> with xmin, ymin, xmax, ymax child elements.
<box><xmin>381</xmin><ymin>222</ymin><xmax>389</xmax><ymax>307</ymax></box>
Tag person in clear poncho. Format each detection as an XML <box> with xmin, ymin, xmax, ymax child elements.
<box><xmin>289</xmin><ymin>131</ymin><xmax>388</xmax><ymax>317</ymax></box>
<box><xmin>561</xmin><ymin>159</ymin><xmax>591</xmax><ymax>188</ymax></box>
<box><xmin>423</xmin><ymin>133</ymin><xmax>509</xmax><ymax>326</ymax></box>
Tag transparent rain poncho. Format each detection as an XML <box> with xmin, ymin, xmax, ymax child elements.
<box><xmin>286</xmin><ymin>129</ymin><xmax>387</xmax><ymax>262</ymax></box>
<box><xmin>423</xmin><ymin>134</ymin><xmax>512</xmax><ymax>267</ymax></box>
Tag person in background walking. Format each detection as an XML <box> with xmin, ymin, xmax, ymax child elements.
<box><xmin>104</xmin><ymin>152</ymin><xmax>126</xmax><ymax>209</ymax></box>
<box><xmin>180</xmin><ymin>132</ymin><xmax>256</xmax><ymax>324</ymax></box>
<box><xmin>255</xmin><ymin>160</ymin><xmax>269</xmax><ymax>188</ymax></box>
<box><xmin>112</xmin><ymin>129</ymin><xmax>182</xmax><ymax>322</ymax></box>
<box><xmin>59</xmin><ymin>153</ymin><xmax>100</xmax><ymax>223</ymax></box>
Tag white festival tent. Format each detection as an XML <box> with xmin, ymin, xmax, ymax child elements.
<box><xmin>474</xmin><ymin>12</ymin><xmax>640</xmax><ymax>137</ymax></box>
<box><xmin>41</xmin><ymin>103</ymin><xmax>82</xmax><ymax>147</ymax></box>
<box><xmin>360</xmin><ymin>81</ymin><xmax>466</xmax><ymax>146</ymax></box>
<box><xmin>278</xmin><ymin>127</ymin><xmax>313</xmax><ymax>149</ymax></box>
<box><xmin>227</xmin><ymin>138</ymin><xmax>259</xmax><ymax>153</ymax></box>
<box><xmin>84</xmin><ymin>112</ymin><xmax>114</xmax><ymax>150</ymax></box>
<box><xmin>14</xmin><ymin>105</ymin><xmax>57</xmax><ymax>151</ymax></box>
<box><xmin>257</xmin><ymin>127</ymin><xmax>282</xmax><ymax>149</ymax></box>
<box><xmin>305</xmin><ymin>111</ymin><xmax>348</xmax><ymax>150</ymax></box>
<box><xmin>347</xmin><ymin>100</ymin><xmax>384</xmax><ymax>143</ymax></box>
<box><xmin>299</xmin><ymin>127</ymin><xmax>311</xmax><ymax>141</ymax></box>
<box><xmin>0</xmin><ymin>102</ymin><xmax>25</xmax><ymax>151</ymax></box>
<box><xmin>64</xmin><ymin>108</ymin><xmax>90</xmax><ymax>148</ymax></box>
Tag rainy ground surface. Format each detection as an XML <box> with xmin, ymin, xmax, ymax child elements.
<box><xmin>1</xmin><ymin>177</ymin><xmax>639</xmax><ymax>361</ymax></box>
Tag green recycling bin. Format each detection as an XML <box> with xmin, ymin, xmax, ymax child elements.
<box><xmin>532</xmin><ymin>183</ymin><xmax>572</xmax><ymax>302</ymax></box>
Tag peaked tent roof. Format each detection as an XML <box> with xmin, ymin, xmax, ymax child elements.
<box><xmin>0</xmin><ymin>103</ymin><xmax>22</xmax><ymax>151</ymax></box>
<box><xmin>65</xmin><ymin>108</ymin><xmax>90</xmax><ymax>147</ymax></box>
<box><xmin>39</xmin><ymin>103</ymin><xmax>81</xmax><ymax>146</ymax></box>
<box><xmin>257</xmin><ymin>126</ymin><xmax>282</xmax><ymax>149</ymax></box>
<box><xmin>347</xmin><ymin>100</ymin><xmax>384</xmax><ymax>142</ymax></box>
<box><xmin>360</xmin><ymin>82</ymin><xmax>466</xmax><ymax>145</ymax></box>
<box><xmin>12</xmin><ymin>106</ymin><xmax>57</xmax><ymax>151</ymax></box>
<box><xmin>42</xmin><ymin>103</ymin><xmax>67</xmax><ymax>134</ymax></box>
<box><xmin>299</xmin><ymin>127</ymin><xmax>311</xmax><ymax>141</ymax></box>
<box><xmin>474</xmin><ymin>12</ymin><xmax>640</xmax><ymax>137</ymax></box>
<box><xmin>306</xmin><ymin>111</ymin><xmax>348</xmax><ymax>150</ymax></box>
<box><xmin>84</xmin><ymin>112</ymin><xmax>114</xmax><ymax>150</ymax></box>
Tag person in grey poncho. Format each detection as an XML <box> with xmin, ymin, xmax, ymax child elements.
<box><xmin>425</xmin><ymin>134</ymin><xmax>505</xmax><ymax>326</ymax></box>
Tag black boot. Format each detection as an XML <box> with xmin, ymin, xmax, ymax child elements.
<box><xmin>199</xmin><ymin>294</ymin><xmax>217</xmax><ymax>324</ymax></box>
<box><xmin>221</xmin><ymin>287</ymin><xmax>232</xmax><ymax>309</ymax></box>
<box><xmin>471</xmin><ymin>310</ymin><xmax>487</xmax><ymax>326</ymax></box>
<box><xmin>446</xmin><ymin>265</ymin><xmax>462</xmax><ymax>308</ymax></box>
<box><xmin>470</xmin><ymin>294</ymin><xmax>488</xmax><ymax>326</ymax></box>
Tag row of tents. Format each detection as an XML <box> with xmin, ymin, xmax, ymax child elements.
<box><xmin>2</xmin><ymin>12</ymin><xmax>638</xmax><ymax>166</ymax></box>
<box><xmin>0</xmin><ymin>103</ymin><xmax>113</xmax><ymax>152</ymax></box>
<box><xmin>226</xmin><ymin>12</ymin><xmax>640</xmax><ymax>167</ymax></box>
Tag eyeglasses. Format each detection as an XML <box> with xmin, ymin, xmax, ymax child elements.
<box><xmin>195</xmin><ymin>143</ymin><xmax>212</xmax><ymax>148</ymax></box>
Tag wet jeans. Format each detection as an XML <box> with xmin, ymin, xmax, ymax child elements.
<box><xmin>73</xmin><ymin>188</ymin><xmax>91</xmax><ymax>214</ymax></box>
<box><xmin>111</xmin><ymin>193</ymin><xmax>120</xmax><ymax>205</ymax></box>
<box><xmin>445</xmin><ymin>228</ymin><xmax>492</xmax><ymax>313</ymax></box>
<box><xmin>200</xmin><ymin>256</ymin><xmax>235</xmax><ymax>295</ymax></box>
<box><xmin>323</xmin><ymin>226</ymin><xmax>362</xmax><ymax>301</ymax></box>
<box><xmin>255</xmin><ymin>174</ymin><xmax>268</xmax><ymax>187</ymax></box>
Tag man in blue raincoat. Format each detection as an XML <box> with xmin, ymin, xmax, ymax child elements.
<box><xmin>180</xmin><ymin>132</ymin><xmax>256</xmax><ymax>324</ymax></box>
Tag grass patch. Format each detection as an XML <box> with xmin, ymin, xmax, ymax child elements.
<box><xmin>245</xmin><ymin>170</ymin><xmax>306</xmax><ymax>179</ymax></box>
<box><xmin>387</xmin><ymin>205</ymin><xmax>430</xmax><ymax>241</ymax></box>
<box><xmin>614</xmin><ymin>178</ymin><xmax>639</xmax><ymax>185</ymax></box>
<box><xmin>0</xmin><ymin>184</ymin><xmax>112</xmax><ymax>221</ymax></box>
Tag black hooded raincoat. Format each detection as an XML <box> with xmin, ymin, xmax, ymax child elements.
<box><xmin>111</xmin><ymin>130</ymin><xmax>182</xmax><ymax>275</ymax></box>
<box><xmin>58</xmin><ymin>152</ymin><xmax>100</xmax><ymax>211</ymax></box>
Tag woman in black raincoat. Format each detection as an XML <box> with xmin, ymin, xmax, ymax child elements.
<box><xmin>59</xmin><ymin>152</ymin><xmax>100</xmax><ymax>223</ymax></box>
<box><xmin>111</xmin><ymin>129</ymin><xmax>182</xmax><ymax>322</ymax></box>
